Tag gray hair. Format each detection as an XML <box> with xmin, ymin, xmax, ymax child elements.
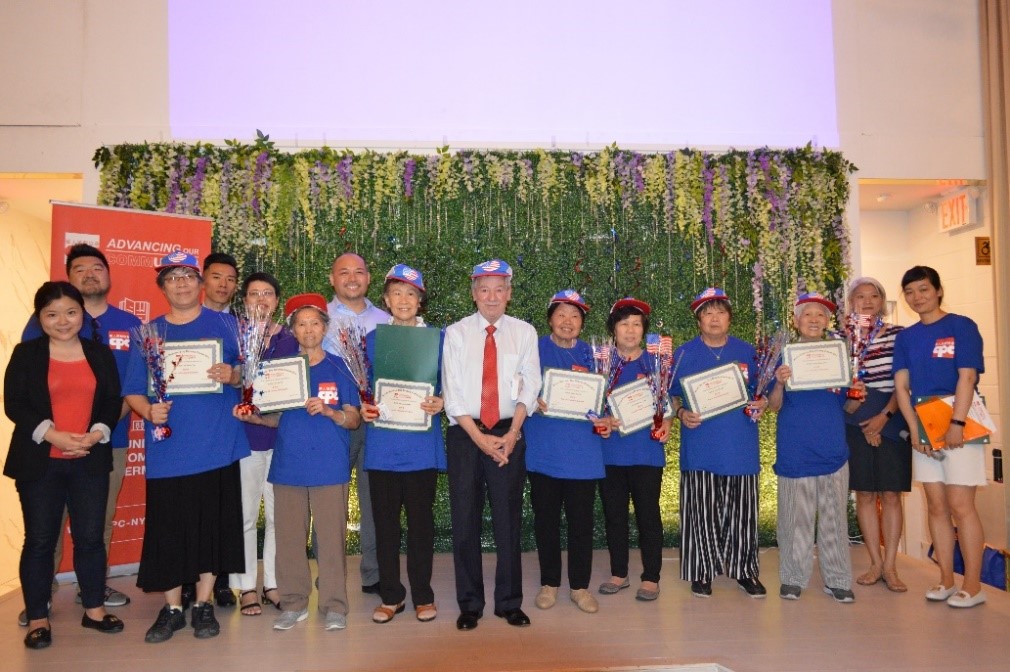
<box><xmin>471</xmin><ymin>276</ymin><xmax>512</xmax><ymax>291</ymax></box>
<box><xmin>792</xmin><ymin>302</ymin><xmax>833</xmax><ymax>320</ymax></box>
<box><xmin>846</xmin><ymin>276</ymin><xmax>887</xmax><ymax>318</ymax></box>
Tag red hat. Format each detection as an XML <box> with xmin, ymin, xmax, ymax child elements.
<box><xmin>690</xmin><ymin>287</ymin><xmax>730</xmax><ymax>313</ymax></box>
<box><xmin>284</xmin><ymin>293</ymin><xmax>328</xmax><ymax>320</ymax></box>
<box><xmin>610</xmin><ymin>297</ymin><xmax>651</xmax><ymax>316</ymax></box>
<box><xmin>795</xmin><ymin>291</ymin><xmax>837</xmax><ymax>313</ymax></box>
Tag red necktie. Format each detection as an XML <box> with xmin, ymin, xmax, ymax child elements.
<box><xmin>480</xmin><ymin>325</ymin><xmax>499</xmax><ymax>428</ymax></box>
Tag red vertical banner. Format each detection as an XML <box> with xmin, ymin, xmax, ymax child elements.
<box><xmin>50</xmin><ymin>202</ymin><xmax>212</xmax><ymax>571</ymax></box>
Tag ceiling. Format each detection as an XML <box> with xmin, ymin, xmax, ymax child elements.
<box><xmin>858</xmin><ymin>178</ymin><xmax>984</xmax><ymax>212</ymax></box>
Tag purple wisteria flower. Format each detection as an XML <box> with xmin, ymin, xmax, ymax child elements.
<box><xmin>701</xmin><ymin>158</ymin><xmax>715</xmax><ymax>245</ymax></box>
<box><xmin>403</xmin><ymin>158</ymin><xmax>416</xmax><ymax>198</ymax></box>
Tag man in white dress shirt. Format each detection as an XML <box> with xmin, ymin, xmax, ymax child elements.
<box><xmin>325</xmin><ymin>252</ymin><xmax>389</xmax><ymax>593</ymax></box>
<box><xmin>442</xmin><ymin>259</ymin><xmax>541</xmax><ymax>630</ymax></box>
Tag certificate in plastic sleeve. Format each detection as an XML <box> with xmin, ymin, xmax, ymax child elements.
<box><xmin>680</xmin><ymin>362</ymin><xmax>749</xmax><ymax>420</ymax></box>
<box><xmin>541</xmin><ymin>368</ymin><xmax>606</xmax><ymax>421</ymax></box>
<box><xmin>607</xmin><ymin>377</ymin><xmax>659</xmax><ymax>436</ymax></box>
<box><xmin>783</xmin><ymin>340</ymin><xmax>851</xmax><ymax>391</ymax></box>
<box><xmin>252</xmin><ymin>355</ymin><xmax>310</xmax><ymax>413</ymax></box>
<box><xmin>373</xmin><ymin>379</ymin><xmax>435</xmax><ymax>432</ymax></box>
<box><xmin>157</xmin><ymin>339</ymin><xmax>223</xmax><ymax>396</ymax></box>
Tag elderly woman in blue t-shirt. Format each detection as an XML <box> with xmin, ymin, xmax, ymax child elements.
<box><xmin>767</xmin><ymin>292</ymin><xmax>864</xmax><ymax>603</ymax></box>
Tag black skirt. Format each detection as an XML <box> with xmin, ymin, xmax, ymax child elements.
<box><xmin>846</xmin><ymin>424</ymin><xmax>912</xmax><ymax>493</ymax></box>
<box><xmin>137</xmin><ymin>462</ymin><xmax>245</xmax><ymax>592</ymax></box>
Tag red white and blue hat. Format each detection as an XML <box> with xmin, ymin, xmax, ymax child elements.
<box><xmin>385</xmin><ymin>263</ymin><xmax>426</xmax><ymax>292</ymax></box>
<box><xmin>690</xmin><ymin>287</ymin><xmax>730</xmax><ymax>313</ymax></box>
<box><xmin>470</xmin><ymin>259</ymin><xmax>513</xmax><ymax>279</ymax></box>
<box><xmin>795</xmin><ymin>291</ymin><xmax>837</xmax><ymax>313</ymax></box>
<box><xmin>155</xmin><ymin>250</ymin><xmax>201</xmax><ymax>273</ymax></box>
<box><xmin>548</xmin><ymin>289</ymin><xmax>589</xmax><ymax>314</ymax></box>
<box><xmin>284</xmin><ymin>293</ymin><xmax>329</xmax><ymax>320</ymax></box>
<box><xmin>610</xmin><ymin>297</ymin><xmax>651</xmax><ymax>315</ymax></box>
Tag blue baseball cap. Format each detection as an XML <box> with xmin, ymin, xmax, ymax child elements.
<box><xmin>690</xmin><ymin>287</ymin><xmax>730</xmax><ymax>313</ymax></box>
<box><xmin>384</xmin><ymin>263</ymin><xmax>425</xmax><ymax>292</ymax></box>
<box><xmin>155</xmin><ymin>250</ymin><xmax>201</xmax><ymax>273</ymax></box>
<box><xmin>795</xmin><ymin>291</ymin><xmax>837</xmax><ymax>313</ymax></box>
<box><xmin>548</xmin><ymin>289</ymin><xmax>589</xmax><ymax>314</ymax></box>
<box><xmin>470</xmin><ymin>259</ymin><xmax>513</xmax><ymax>279</ymax></box>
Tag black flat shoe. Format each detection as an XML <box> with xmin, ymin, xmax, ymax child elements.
<box><xmin>214</xmin><ymin>587</ymin><xmax>236</xmax><ymax>607</ymax></box>
<box><xmin>736</xmin><ymin>576</ymin><xmax>767</xmax><ymax>598</ymax></box>
<box><xmin>456</xmin><ymin>610</ymin><xmax>481</xmax><ymax>631</ymax></box>
<box><xmin>24</xmin><ymin>626</ymin><xmax>52</xmax><ymax>649</ymax></box>
<box><xmin>494</xmin><ymin>608</ymin><xmax>531</xmax><ymax>627</ymax></box>
<box><xmin>81</xmin><ymin>613</ymin><xmax>125</xmax><ymax>633</ymax></box>
<box><xmin>690</xmin><ymin>580</ymin><xmax>712</xmax><ymax>598</ymax></box>
<box><xmin>361</xmin><ymin>581</ymin><xmax>381</xmax><ymax>595</ymax></box>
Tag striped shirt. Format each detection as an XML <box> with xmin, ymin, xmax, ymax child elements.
<box><xmin>860</xmin><ymin>323</ymin><xmax>902</xmax><ymax>391</ymax></box>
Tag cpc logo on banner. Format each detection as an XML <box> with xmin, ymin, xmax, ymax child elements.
<box><xmin>119</xmin><ymin>298</ymin><xmax>151</xmax><ymax>323</ymax></box>
<box><xmin>108</xmin><ymin>330</ymin><xmax>131</xmax><ymax>351</ymax></box>
<box><xmin>65</xmin><ymin>232</ymin><xmax>100</xmax><ymax>257</ymax></box>
<box><xmin>932</xmin><ymin>337</ymin><xmax>956</xmax><ymax>359</ymax></box>
<box><xmin>317</xmin><ymin>382</ymin><xmax>339</xmax><ymax>405</ymax></box>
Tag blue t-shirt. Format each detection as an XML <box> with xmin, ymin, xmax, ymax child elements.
<box><xmin>24</xmin><ymin>304</ymin><xmax>141</xmax><ymax>449</ymax></box>
<box><xmin>123</xmin><ymin>308</ymin><xmax>250</xmax><ymax>478</ymax></box>
<box><xmin>671</xmin><ymin>336</ymin><xmax>760</xmax><ymax>476</ymax></box>
<box><xmin>524</xmin><ymin>336</ymin><xmax>605</xmax><ymax>480</ymax></box>
<box><xmin>269</xmin><ymin>353</ymin><xmax>360</xmax><ymax>487</ymax></box>
<box><xmin>362</xmin><ymin>328</ymin><xmax>447</xmax><ymax>473</ymax></box>
<box><xmin>602</xmin><ymin>354</ymin><xmax>665</xmax><ymax>468</ymax></box>
<box><xmin>244</xmin><ymin>328</ymin><xmax>300</xmax><ymax>452</ymax></box>
<box><xmin>774</xmin><ymin>385</ymin><xmax>849</xmax><ymax>478</ymax></box>
<box><xmin>892</xmin><ymin>313</ymin><xmax>984</xmax><ymax>399</ymax></box>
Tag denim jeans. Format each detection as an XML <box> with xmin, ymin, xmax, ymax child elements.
<box><xmin>17</xmin><ymin>458</ymin><xmax>109</xmax><ymax>619</ymax></box>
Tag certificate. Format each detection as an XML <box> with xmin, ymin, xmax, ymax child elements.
<box><xmin>158</xmin><ymin>339</ymin><xmax>223</xmax><ymax>396</ymax></box>
<box><xmin>680</xmin><ymin>362</ymin><xmax>749</xmax><ymax>420</ymax></box>
<box><xmin>541</xmin><ymin>368</ymin><xmax>606</xmax><ymax>421</ymax></box>
<box><xmin>374</xmin><ymin>378</ymin><xmax>435</xmax><ymax>432</ymax></box>
<box><xmin>607</xmin><ymin>377</ymin><xmax>659</xmax><ymax>436</ymax></box>
<box><xmin>252</xmin><ymin>355</ymin><xmax>310</xmax><ymax>413</ymax></box>
<box><xmin>783</xmin><ymin>340</ymin><xmax>851</xmax><ymax>390</ymax></box>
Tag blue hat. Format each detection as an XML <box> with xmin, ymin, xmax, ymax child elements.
<box><xmin>155</xmin><ymin>250</ymin><xmax>201</xmax><ymax>273</ymax></box>
<box><xmin>795</xmin><ymin>291</ymin><xmax>837</xmax><ymax>313</ymax></box>
<box><xmin>690</xmin><ymin>287</ymin><xmax>730</xmax><ymax>313</ymax></box>
<box><xmin>548</xmin><ymin>289</ymin><xmax>589</xmax><ymax>314</ymax></box>
<box><xmin>610</xmin><ymin>297</ymin><xmax>651</xmax><ymax>316</ymax></box>
<box><xmin>470</xmin><ymin>259</ymin><xmax>513</xmax><ymax>279</ymax></box>
<box><xmin>384</xmin><ymin>263</ymin><xmax>425</xmax><ymax>292</ymax></box>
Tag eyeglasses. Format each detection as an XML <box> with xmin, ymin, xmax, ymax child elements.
<box><xmin>164</xmin><ymin>273</ymin><xmax>200</xmax><ymax>284</ymax></box>
<box><xmin>247</xmin><ymin>290</ymin><xmax>276</xmax><ymax>299</ymax></box>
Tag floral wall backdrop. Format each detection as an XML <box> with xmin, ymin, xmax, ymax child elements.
<box><xmin>96</xmin><ymin>139</ymin><xmax>855</xmax><ymax>549</ymax></box>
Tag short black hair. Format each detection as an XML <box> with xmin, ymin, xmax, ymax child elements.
<box><xmin>65</xmin><ymin>244</ymin><xmax>109</xmax><ymax>275</ymax></box>
<box><xmin>900</xmin><ymin>265</ymin><xmax>943</xmax><ymax>306</ymax></box>
<box><xmin>606</xmin><ymin>305</ymin><xmax>650</xmax><ymax>337</ymax></box>
<box><xmin>241</xmin><ymin>271</ymin><xmax>281</xmax><ymax>298</ymax></box>
<box><xmin>33</xmin><ymin>280</ymin><xmax>84</xmax><ymax>317</ymax></box>
<box><xmin>203</xmin><ymin>252</ymin><xmax>239</xmax><ymax>274</ymax></box>
<box><xmin>694</xmin><ymin>298</ymin><xmax>733</xmax><ymax>321</ymax></box>
<box><xmin>547</xmin><ymin>301</ymin><xmax>586</xmax><ymax>323</ymax></box>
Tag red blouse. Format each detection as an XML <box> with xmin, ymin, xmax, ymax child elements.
<box><xmin>48</xmin><ymin>359</ymin><xmax>96</xmax><ymax>459</ymax></box>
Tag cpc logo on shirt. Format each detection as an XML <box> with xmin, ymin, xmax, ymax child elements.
<box><xmin>108</xmin><ymin>330</ymin><xmax>130</xmax><ymax>351</ymax></box>
<box><xmin>317</xmin><ymin>382</ymin><xmax>339</xmax><ymax>405</ymax></box>
<box><xmin>932</xmin><ymin>337</ymin><xmax>955</xmax><ymax>359</ymax></box>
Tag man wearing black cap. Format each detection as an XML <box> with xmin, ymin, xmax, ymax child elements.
<box><xmin>442</xmin><ymin>259</ymin><xmax>541</xmax><ymax>630</ymax></box>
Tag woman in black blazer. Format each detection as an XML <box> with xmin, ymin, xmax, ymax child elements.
<box><xmin>4</xmin><ymin>281</ymin><xmax>124</xmax><ymax>649</ymax></box>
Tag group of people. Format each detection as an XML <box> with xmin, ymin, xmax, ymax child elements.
<box><xmin>4</xmin><ymin>243</ymin><xmax>990</xmax><ymax>650</ymax></box>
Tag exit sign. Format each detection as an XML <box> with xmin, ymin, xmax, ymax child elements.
<box><xmin>939</xmin><ymin>192</ymin><xmax>978</xmax><ymax>232</ymax></box>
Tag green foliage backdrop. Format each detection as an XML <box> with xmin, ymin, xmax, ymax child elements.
<box><xmin>96</xmin><ymin>140</ymin><xmax>855</xmax><ymax>550</ymax></box>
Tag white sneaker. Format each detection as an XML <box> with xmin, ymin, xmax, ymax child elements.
<box><xmin>925</xmin><ymin>584</ymin><xmax>957</xmax><ymax>601</ymax></box>
<box><xmin>947</xmin><ymin>589</ymin><xmax>986</xmax><ymax>608</ymax></box>
<box><xmin>324</xmin><ymin>611</ymin><xmax>347</xmax><ymax>631</ymax></box>
<box><xmin>273</xmin><ymin>609</ymin><xmax>308</xmax><ymax>630</ymax></box>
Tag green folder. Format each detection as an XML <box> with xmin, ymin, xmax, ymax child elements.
<box><xmin>373</xmin><ymin>324</ymin><xmax>440</xmax><ymax>386</ymax></box>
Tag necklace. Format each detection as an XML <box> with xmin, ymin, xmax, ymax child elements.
<box><xmin>702</xmin><ymin>339</ymin><xmax>727</xmax><ymax>361</ymax></box>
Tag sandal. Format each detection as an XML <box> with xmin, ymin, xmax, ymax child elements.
<box><xmin>372</xmin><ymin>603</ymin><xmax>405</xmax><ymax>624</ymax></box>
<box><xmin>239</xmin><ymin>590</ymin><xmax>262</xmax><ymax>616</ymax></box>
<box><xmin>856</xmin><ymin>566</ymin><xmax>882</xmax><ymax>586</ymax></box>
<box><xmin>262</xmin><ymin>588</ymin><xmax>282</xmax><ymax>611</ymax></box>
<box><xmin>882</xmin><ymin>569</ymin><xmax>908</xmax><ymax>593</ymax></box>
<box><xmin>415</xmin><ymin>603</ymin><xmax>437</xmax><ymax>622</ymax></box>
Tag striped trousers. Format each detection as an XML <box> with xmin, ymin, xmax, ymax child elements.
<box><xmin>776</xmin><ymin>464</ymin><xmax>852</xmax><ymax>590</ymax></box>
<box><xmin>679</xmin><ymin>470</ymin><xmax>760</xmax><ymax>582</ymax></box>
